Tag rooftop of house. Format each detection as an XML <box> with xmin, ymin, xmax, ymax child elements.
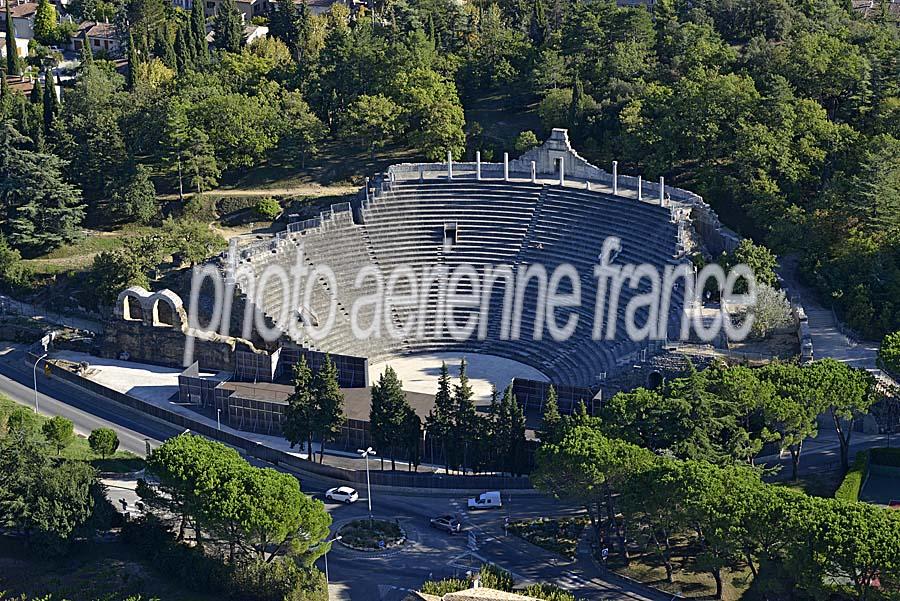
<box><xmin>1</xmin><ymin>0</ymin><xmax>39</xmax><ymax>19</ymax></box>
<box><xmin>405</xmin><ymin>588</ymin><xmax>546</xmax><ymax>601</ymax></box>
<box><xmin>81</xmin><ymin>20</ymin><xmax>117</xmax><ymax>39</ymax></box>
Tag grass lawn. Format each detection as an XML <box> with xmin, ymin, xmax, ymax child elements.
<box><xmin>617</xmin><ymin>555</ymin><xmax>752</xmax><ymax>601</ymax></box>
<box><xmin>508</xmin><ymin>516</ymin><xmax>589</xmax><ymax>559</ymax></box>
<box><xmin>0</xmin><ymin>393</ymin><xmax>145</xmax><ymax>474</ymax></box>
<box><xmin>0</xmin><ymin>537</ymin><xmax>218</xmax><ymax>601</ymax></box>
<box><xmin>775</xmin><ymin>470</ymin><xmax>843</xmax><ymax>498</ymax></box>
<box><xmin>21</xmin><ymin>226</ymin><xmax>155</xmax><ymax>277</ymax></box>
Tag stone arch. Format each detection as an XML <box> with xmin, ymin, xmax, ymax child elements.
<box><xmin>148</xmin><ymin>290</ymin><xmax>184</xmax><ymax>329</ymax></box>
<box><xmin>116</xmin><ymin>286</ymin><xmax>151</xmax><ymax>323</ymax></box>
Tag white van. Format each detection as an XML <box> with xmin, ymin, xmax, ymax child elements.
<box><xmin>467</xmin><ymin>491</ymin><xmax>502</xmax><ymax>510</ymax></box>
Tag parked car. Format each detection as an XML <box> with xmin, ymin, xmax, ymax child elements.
<box><xmin>467</xmin><ymin>491</ymin><xmax>502</xmax><ymax>510</ymax></box>
<box><xmin>430</xmin><ymin>515</ymin><xmax>463</xmax><ymax>534</ymax></box>
<box><xmin>325</xmin><ymin>486</ymin><xmax>359</xmax><ymax>504</ymax></box>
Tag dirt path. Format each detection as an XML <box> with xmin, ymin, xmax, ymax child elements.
<box><xmin>158</xmin><ymin>183</ymin><xmax>358</xmax><ymax>201</ymax></box>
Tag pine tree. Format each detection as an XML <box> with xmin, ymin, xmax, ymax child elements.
<box><xmin>0</xmin><ymin>122</ymin><xmax>84</xmax><ymax>253</ymax></box>
<box><xmin>539</xmin><ymin>385</ymin><xmax>562</xmax><ymax>444</ymax></box>
<box><xmin>5</xmin><ymin>0</ymin><xmax>19</xmax><ymax>77</ymax></box>
<box><xmin>213</xmin><ymin>0</ymin><xmax>243</xmax><ymax>53</ymax></box>
<box><xmin>312</xmin><ymin>355</ymin><xmax>344</xmax><ymax>463</ymax></box>
<box><xmin>269</xmin><ymin>0</ymin><xmax>300</xmax><ymax>59</ymax></box>
<box><xmin>452</xmin><ymin>359</ymin><xmax>477</xmax><ymax>473</ymax></box>
<box><xmin>42</xmin><ymin>70</ymin><xmax>58</xmax><ymax>132</ymax></box>
<box><xmin>190</xmin><ymin>0</ymin><xmax>208</xmax><ymax>66</ymax></box>
<box><xmin>283</xmin><ymin>356</ymin><xmax>316</xmax><ymax>459</ymax></box>
<box><xmin>425</xmin><ymin>362</ymin><xmax>454</xmax><ymax>470</ymax></box>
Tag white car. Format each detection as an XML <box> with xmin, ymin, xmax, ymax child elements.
<box><xmin>325</xmin><ymin>486</ymin><xmax>359</xmax><ymax>504</ymax></box>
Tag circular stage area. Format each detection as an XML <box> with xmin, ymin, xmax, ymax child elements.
<box><xmin>368</xmin><ymin>353</ymin><xmax>550</xmax><ymax>401</ymax></box>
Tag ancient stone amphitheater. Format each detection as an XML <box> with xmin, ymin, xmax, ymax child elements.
<box><xmin>233</xmin><ymin>130</ymin><xmax>736</xmax><ymax>403</ymax></box>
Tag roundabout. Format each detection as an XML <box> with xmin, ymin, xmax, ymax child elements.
<box><xmin>337</xmin><ymin>518</ymin><xmax>408</xmax><ymax>552</ymax></box>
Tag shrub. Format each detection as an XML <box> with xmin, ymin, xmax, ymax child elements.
<box><xmin>88</xmin><ymin>427</ymin><xmax>119</xmax><ymax>458</ymax></box>
<box><xmin>255</xmin><ymin>197</ymin><xmax>282</xmax><ymax>221</ymax></box>
<box><xmin>514</xmin><ymin>130</ymin><xmax>539</xmax><ymax>153</ymax></box>
<box><xmin>835</xmin><ymin>450</ymin><xmax>869</xmax><ymax>502</ymax></box>
<box><xmin>216</xmin><ymin>195</ymin><xmax>264</xmax><ymax>216</ymax></box>
<box><xmin>520</xmin><ymin>583</ymin><xmax>576</xmax><ymax>601</ymax></box>
<box><xmin>421</xmin><ymin>578</ymin><xmax>469</xmax><ymax>596</ymax></box>
<box><xmin>878</xmin><ymin>331</ymin><xmax>900</xmax><ymax>374</ymax></box>
<box><xmin>479</xmin><ymin>564</ymin><xmax>514</xmax><ymax>592</ymax></box>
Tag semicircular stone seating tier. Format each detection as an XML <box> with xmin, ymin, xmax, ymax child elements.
<box><xmin>241</xmin><ymin>179</ymin><xmax>686</xmax><ymax>389</ymax></box>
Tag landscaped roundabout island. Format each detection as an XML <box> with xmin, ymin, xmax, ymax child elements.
<box><xmin>337</xmin><ymin>519</ymin><xmax>407</xmax><ymax>552</ymax></box>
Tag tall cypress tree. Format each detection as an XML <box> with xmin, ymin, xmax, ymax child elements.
<box><xmin>42</xmin><ymin>70</ymin><xmax>58</xmax><ymax>131</ymax></box>
<box><xmin>452</xmin><ymin>359</ymin><xmax>477</xmax><ymax>473</ymax></box>
<box><xmin>497</xmin><ymin>386</ymin><xmax>526</xmax><ymax>475</ymax></box>
<box><xmin>126</xmin><ymin>30</ymin><xmax>139</xmax><ymax>90</ymax></box>
<box><xmin>425</xmin><ymin>361</ymin><xmax>453</xmax><ymax>469</ymax></box>
<box><xmin>283</xmin><ymin>356</ymin><xmax>316</xmax><ymax>460</ymax></box>
<box><xmin>190</xmin><ymin>0</ymin><xmax>208</xmax><ymax>66</ymax></box>
<box><xmin>5</xmin><ymin>0</ymin><xmax>19</xmax><ymax>77</ymax></box>
<box><xmin>174</xmin><ymin>25</ymin><xmax>190</xmax><ymax>74</ymax></box>
<box><xmin>312</xmin><ymin>355</ymin><xmax>344</xmax><ymax>464</ymax></box>
<box><xmin>539</xmin><ymin>385</ymin><xmax>562</xmax><ymax>444</ymax></box>
<box><xmin>528</xmin><ymin>0</ymin><xmax>547</xmax><ymax>47</ymax></box>
<box><xmin>29</xmin><ymin>78</ymin><xmax>42</xmax><ymax>104</ymax></box>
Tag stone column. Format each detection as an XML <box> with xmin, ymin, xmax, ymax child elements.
<box><xmin>364</xmin><ymin>176</ymin><xmax>370</xmax><ymax>201</ymax></box>
<box><xmin>612</xmin><ymin>161</ymin><xmax>618</xmax><ymax>195</ymax></box>
<box><xmin>637</xmin><ymin>175</ymin><xmax>642</xmax><ymax>201</ymax></box>
<box><xmin>558</xmin><ymin>158</ymin><xmax>565</xmax><ymax>186</ymax></box>
<box><xmin>659</xmin><ymin>176</ymin><xmax>665</xmax><ymax>205</ymax></box>
<box><xmin>531</xmin><ymin>161</ymin><xmax>537</xmax><ymax>183</ymax></box>
<box><xmin>503</xmin><ymin>153</ymin><xmax>509</xmax><ymax>181</ymax></box>
<box><xmin>447</xmin><ymin>150</ymin><xmax>453</xmax><ymax>181</ymax></box>
<box><xmin>476</xmin><ymin>151</ymin><xmax>482</xmax><ymax>181</ymax></box>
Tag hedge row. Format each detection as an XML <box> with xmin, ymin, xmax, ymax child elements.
<box><xmin>834</xmin><ymin>450</ymin><xmax>870</xmax><ymax>502</ymax></box>
<box><xmin>870</xmin><ymin>447</ymin><xmax>900</xmax><ymax>467</ymax></box>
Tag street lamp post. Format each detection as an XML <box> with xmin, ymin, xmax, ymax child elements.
<box><xmin>217</xmin><ymin>408</ymin><xmax>221</xmax><ymax>430</ymax></box>
<box><xmin>357</xmin><ymin>447</ymin><xmax>376</xmax><ymax>520</ymax></box>
<box><xmin>323</xmin><ymin>534</ymin><xmax>342</xmax><ymax>600</ymax></box>
<box><xmin>33</xmin><ymin>352</ymin><xmax>47</xmax><ymax>413</ymax></box>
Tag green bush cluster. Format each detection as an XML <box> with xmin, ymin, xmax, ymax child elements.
<box><xmin>834</xmin><ymin>451</ymin><xmax>870</xmax><ymax>502</ymax></box>
<box><xmin>420</xmin><ymin>564</ymin><xmax>569</xmax><ymax>600</ymax></box>
<box><xmin>216</xmin><ymin>195</ymin><xmax>269</xmax><ymax>216</ymax></box>
<box><xmin>123</xmin><ymin>517</ymin><xmax>326</xmax><ymax>601</ymax></box>
<box><xmin>255</xmin><ymin>197</ymin><xmax>282</xmax><ymax>221</ymax></box>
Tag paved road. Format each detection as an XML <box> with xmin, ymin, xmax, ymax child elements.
<box><xmin>0</xmin><ymin>346</ymin><xmax>179</xmax><ymax>454</ymax></box>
